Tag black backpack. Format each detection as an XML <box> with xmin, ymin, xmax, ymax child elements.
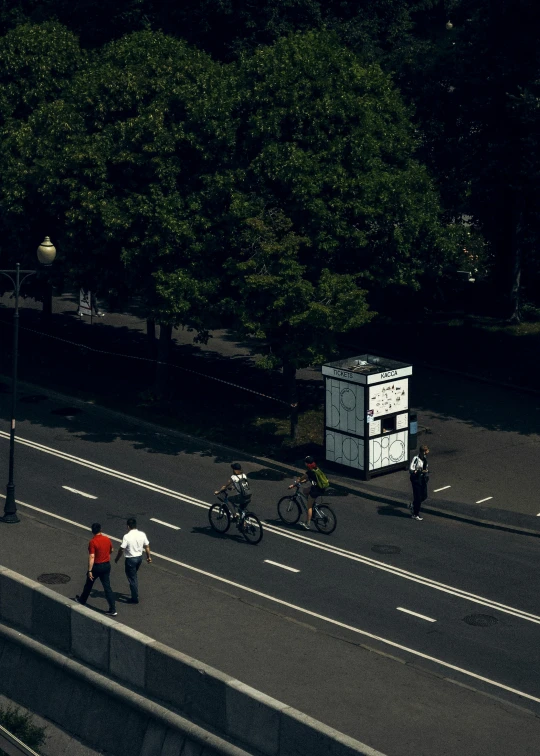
<box><xmin>232</xmin><ymin>473</ymin><xmax>252</xmax><ymax>500</ymax></box>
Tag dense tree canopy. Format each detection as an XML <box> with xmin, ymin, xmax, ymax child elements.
<box><xmin>2</xmin><ymin>0</ymin><xmax>537</xmax><ymax>372</ymax></box>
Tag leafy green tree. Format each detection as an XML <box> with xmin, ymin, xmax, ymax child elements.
<box><xmin>3</xmin><ymin>28</ymin><xmax>236</xmax><ymax>389</ymax></box>
<box><xmin>67</xmin><ymin>31</ymin><xmax>235</xmax><ymax>347</ymax></box>
<box><xmin>0</xmin><ymin>0</ymin><xmax>444</xmax><ymax>62</ymax></box>
<box><xmin>395</xmin><ymin>0</ymin><xmax>540</xmax><ymax>321</ymax></box>
<box><xmin>0</xmin><ymin>21</ymin><xmax>84</xmax><ymax>279</ymax></box>
<box><xmin>222</xmin><ymin>203</ymin><xmax>372</xmax><ymax>436</ymax></box>
<box><xmin>225</xmin><ymin>31</ymin><xmax>451</xmax><ymax>434</ymax></box>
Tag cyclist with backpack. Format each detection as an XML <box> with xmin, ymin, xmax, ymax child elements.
<box><xmin>290</xmin><ymin>455</ymin><xmax>329</xmax><ymax>530</ymax></box>
<box><xmin>215</xmin><ymin>462</ymin><xmax>252</xmax><ymax>521</ymax></box>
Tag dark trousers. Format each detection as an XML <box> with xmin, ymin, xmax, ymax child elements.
<box><xmin>125</xmin><ymin>556</ymin><xmax>143</xmax><ymax>601</ymax></box>
<box><xmin>410</xmin><ymin>474</ymin><xmax>428</xmax><ymax>516</ymax></box>
<box><xmin>79</xmin><ymin>562</ymin><xmax>115</xmax><ymax>611</ymax></box>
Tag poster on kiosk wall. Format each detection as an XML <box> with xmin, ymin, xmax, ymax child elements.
<box><xmin>368</xmin><ymin>379</ymin><xmax>408</xmax><ymax>418</ymax></box>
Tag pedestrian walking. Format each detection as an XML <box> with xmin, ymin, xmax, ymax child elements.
<box><xmin>409</xmin><ymin>445</ymin><xmax>430</xmax><ymax>521</ymax></box>
<box><xmin>76</xmin><ymin>523</ymin><xmax>117</xmax><ymax>616</ymax></box>
<box><xmin>114</xmin><ymin>518</ymin><xmax>152</xmax><ymax>604</ymax></box>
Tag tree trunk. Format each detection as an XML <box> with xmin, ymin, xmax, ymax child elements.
<box><xmin>508</xmin><ymin>198</ymin><xmax>524</xmax><ymax>324</ymax></box>
<box><xmin>283</xmin><ymin>360</ymin><xmax>298</xmax><ymax>440</ymax></box>
<box><xmin>146</xmin><ymin>318</ymin><xmax>157</xmax><ymax>358</ymax></box>
<box><xmin>155</xmin><ymin>323</ymin><xmax>173</xmax><ymax>396</ymax></box>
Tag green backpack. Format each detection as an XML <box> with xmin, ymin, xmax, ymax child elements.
<box><xmin>314</xmin><ymin>467</ymin><xmax>330</xmax><ymax>490</ymax></box>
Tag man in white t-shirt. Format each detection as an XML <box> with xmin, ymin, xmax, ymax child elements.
<box><xmin>114</xmin><ymin>518</ymin><xmax>152</xmax><ymax>604</ymax></box>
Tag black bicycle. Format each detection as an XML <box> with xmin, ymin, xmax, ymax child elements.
<box><xmin>208</xmin><ymin>492</ymin><xmax>264</xmax><ymax>544</ymax></box>
<box><xmin>277</xmin><ymin>480</ymin><xmax>337</xmax><ymax>534</ymax></box>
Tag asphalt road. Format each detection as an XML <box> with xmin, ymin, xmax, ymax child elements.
<box><xmin>3</xmin><ymin>291</ymin><xmax>540</xmax><ymax>521</ymax></box>
<box><xmin>1</xmin><ymin>386</ymin><xmax>540</xmax><ymax>754</ymax></box>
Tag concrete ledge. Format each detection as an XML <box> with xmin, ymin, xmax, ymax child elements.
<box><xmin>279</xmin><ymin>707</ymin><xmax>386</xmax><ymax>756</ymax></box>
<box><xmin>146</xmin><ymin>642</ymin><xmax>233</xmax><ymax>733</ymax></box>
<box><xmin>71</xmin><ymin>604</ymin><xmax>115</xmax><ymax>672</ymax></box>
<box><xmin>32</xmin><ymin>583</ymin><xmax>72</xmax><ymax>652</ymax></box>
<box><xmin>110</xmin><ymin>624</ymin><xmax>155</xmax><ymax>689</ymax></box>
<box><xmin>226</xmin><ymin>680</ymin><xmax>287</xmax><ymax>756</ymax></box>
<box><xmin>0</xmin><ymin>567</ymin><xmax>35</xmax><ymax>631</ymax></box>
<box><xmin>0</xmin><ymin>622</ymin><xmax>254</xmax><ymax>756</ymax></box>
<box><xmin>0</xmin><ymin>566</ymin><xmax>386</xmax><ymax>756</ymax></box>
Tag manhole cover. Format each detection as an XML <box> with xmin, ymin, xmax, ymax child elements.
<box><xmin>20</xmin><ymin>395</ymin><xmax>47</xmax><ymax>403</ymax></box>
<box><xmin>51</xmin><ymin>407</ymin><xmax>82</xmax><ymax>416</ymax></box>
<box><xmin>463</xmin><ymin>614</ymin><xmax>498</xmax><ymax>627</ymax></box>
<box><xmin>37</xmin><ymin>573</ymin><xmax>71</xmax><ymax>585</ymax></box>
<box><xmin>371</xmin><ymin>545</ymin><xmax>401</xmax><ymax>555</ymax></box>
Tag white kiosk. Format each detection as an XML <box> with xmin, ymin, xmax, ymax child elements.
<box><xmin>322</xmin><ymin>354</ymin><xmax>413</xmax><ymax>480</ymax></box>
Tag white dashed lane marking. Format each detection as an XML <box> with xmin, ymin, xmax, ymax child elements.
<box><xmin>264</xmin><ymin>560</ymin><xmax>300</xmax><ymax>573</ymax></box>
<box><xmin>433</xmin><ymin>486</ymin><xmax>451</xmax><ymax>493</ymax></box>
<box><xmin>397</xmin><ymin>607</ymin><xmax>437</xmax><ymax>623</ymax></box>
<box><xmin>476</xmin><ymin>497</ymin><xmax>494</xmax><ymax>504</ymax></box>
<box><xmin>62</xmin><ymin>486</ymin><xmax>97</xmax><ymax>499</ymax></box>
<box><xmin>150</xmin><ymin>518</ymin><xmax>181</xmax><ymax>531</ymax></box>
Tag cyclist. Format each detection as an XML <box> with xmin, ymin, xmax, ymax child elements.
<box><xmin>215</xmin><ymin>462</ymin><xmax>252</xmax><ymax>521</ymax></box>
<box><xmin>289</xmin><ymin>455</ymin><xmax>326</xmax><ymax>530</ymax></box>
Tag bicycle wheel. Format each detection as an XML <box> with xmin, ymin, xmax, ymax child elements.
<box><xmin>313</xmin><ymin>504</ymin><xmax>337</xmax><ymax>534</ymax></box>
<box><xmin>208</xmin><ymin>503</ymin><xmax>231</xmax><ymax>533</ymax></box>
<box><xmin>241</xmin><ymin>512</ymin><xmax>263</xmax><ymax>544</ymax></box>
<box><xmin>277</xmin><ymin>496</ymin><xmax>301</xmax><ymax>525</ymax></box>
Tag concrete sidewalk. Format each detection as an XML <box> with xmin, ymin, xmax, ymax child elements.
<box><xmin>0</xmin><ymin>508</ymin><xmax>538</xmax><ymax>756</ymax></box>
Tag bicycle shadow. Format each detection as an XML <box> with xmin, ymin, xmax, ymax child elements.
<box><xmin>190</xmin><ymin>525</ymin><xmax>252</xmax><ymax>544</ymax></box>
<box><xmin>264</xmin><ymin>517</ymin><xmax>310</xmax><ymax>533</ymax></box>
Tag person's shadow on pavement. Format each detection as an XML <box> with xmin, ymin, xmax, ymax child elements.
<box><xmin>377</xmin><ymin>505</ymin><xmax>410</xmax><ymax>517</ymax></box>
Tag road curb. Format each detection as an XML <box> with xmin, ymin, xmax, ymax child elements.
<box><xmin>5</xmin><ymin>378</ymin><xmax>540</xmax><ymax>539</ymax></box>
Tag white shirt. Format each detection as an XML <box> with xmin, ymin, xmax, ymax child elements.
<box><xmin>121</xmin><ymin>529</ymin><xmax>149</xmax><ymax>558</ymax></box>
<box><xmin>409</xmin><ymin>455</ymin><xmax>425</xmax><ymax>473</ymax></box>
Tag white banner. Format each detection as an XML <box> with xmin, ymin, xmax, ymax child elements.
<box><xmin>79</xmin><ymin>289</ymin><xmax>92</xmax><ymax>317</ymax></box>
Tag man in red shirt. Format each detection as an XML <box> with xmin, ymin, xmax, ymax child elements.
<box><xmin>76</xmin><ymin>523</ymin><xmax>117</xmax><ymax>616</ymax></box>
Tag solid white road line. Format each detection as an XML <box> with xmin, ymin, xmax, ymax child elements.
<box><xmin>476</xmin><ymin>497</ymin><xmax>494</xmax><ymax>504</ymax></box>
<box><xmin>397</xmin><ymin>607</ymin><xmax>437</xmax><ymax>623</ymax></box>
<box><xmin>2</xmin><ymin>431</ymin><xmax>540</xmax><ymax>627</ymax></box>
<box><xmin>5</xmin><ymin>494</ymin><xmax>540</xmax><ymax>708</ymax></box>
<box><xmin>433</xmin><ymin>486</ymin><xmax>451</xmax><ymax>493</ymax></box>
<box><xmin>150</xmin><ymin>517</ymin><xmax>181</xmax><ymax>531</ymax></box>
<box><xmin>264</xmin><ymin>560</ymin><xmax>300</xmax><ymax>573</ymax></box>
<box><xmin>62</xmin><ymin>486</ymin><xmax>97</xmax><ymax>499</ymax></box>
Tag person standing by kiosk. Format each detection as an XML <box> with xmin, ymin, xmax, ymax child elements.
<box><xmin>409</xmin><ymin>445</ymin><xmax>429</xmax><ymax>521</ymax></box>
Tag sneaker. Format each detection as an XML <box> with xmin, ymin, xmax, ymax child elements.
<box><xmin>75</xmin><ymin>595</ymin><xmax>82</xmax><ymax>604</ymax></box>
<box><xmin>105</xmin><ymin>610</ymin><xmax>118</xmax><ymax>616</ymax></box>
<box><xmin>412</xmin><ymin>515</ymin><xmax>423</xmax><ymax>521</ymax></box>
<box><xmin>127</xmin><ymin>598</ymin><xmax>139</xmax><ymax>604</ymax></box>
<box><xmin>299</xmin><ymin>521</ymin><xmax>311</xmax><ymax>530</ymax></box>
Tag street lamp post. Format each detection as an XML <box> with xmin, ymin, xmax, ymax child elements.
<box><xmin>0</xmin><ymin>237</ymin><xmax>56</xmax><ymax>523</ymax></box>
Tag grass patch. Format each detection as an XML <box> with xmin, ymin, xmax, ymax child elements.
<box><xmin>0</xmin><ymin>705</ymin><xmax>47</xmax><ymax>755</ymax></box>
